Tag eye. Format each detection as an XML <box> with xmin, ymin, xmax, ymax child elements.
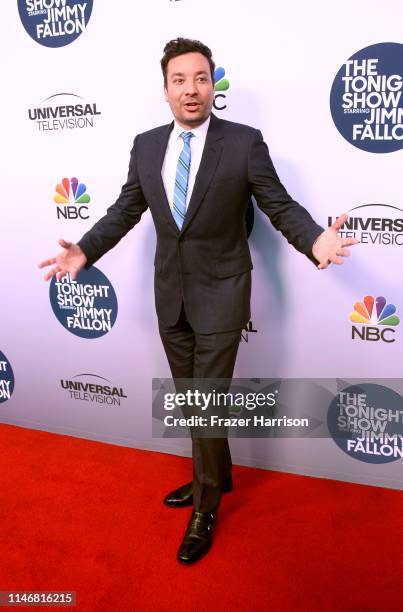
<box><xmin>174</xmin><ymin>78</ymin><xmax>184</xmax><ymax>84</ymax></box>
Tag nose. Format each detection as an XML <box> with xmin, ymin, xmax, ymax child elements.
<box><xmin>184</xmin><ymin>79</ymin><xmax>198</xmax><ymax>96</ymax></box>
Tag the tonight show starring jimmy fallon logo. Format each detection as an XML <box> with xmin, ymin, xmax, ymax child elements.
<box><xmin>18</xmin><ymin>0</ymin><xmax>93</xmax><ymax>48</ymax></box>
<box><xmin>330</xmin><ymin>42</ymin><xmax>403</xmax><ymax>153</ymax></box>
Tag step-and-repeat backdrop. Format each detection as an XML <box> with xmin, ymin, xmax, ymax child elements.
<box><xmin>1</xmin><ymin>1</ymin><xmax>402</xmax><ymax>489</ymax></box>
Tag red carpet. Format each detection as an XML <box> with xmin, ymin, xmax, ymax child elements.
<box><xmin>0</xmin><ymin>423</ymin><xmax>401</xmax><ymax>611</ymax></box>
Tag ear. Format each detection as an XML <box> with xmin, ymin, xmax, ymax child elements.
<box><xmin>164</xmin><ymin>85</ymin><xmax>168</xmax><ymax>102</ymax></box>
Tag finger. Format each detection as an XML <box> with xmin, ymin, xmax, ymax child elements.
<box><xmin>331</xmin><ymin>213</ymin><xmax>348</xmax><ymax>232</ymax></box>
<box><xmin>318</xmin><ymin>254</ymin><xmax>345</xmax><ymax>269</ymax></box>
<box><xmin>56</xmin><ymin>270</ymin><xmax>68</xmax><ymax>281</ymax></box>
<box><xmin>43</xmin><ymin>266</ymin><xmax>60</xmax><ymax>282</ymax></box>
<box><xmin>38</xmin><ymin>257</ymin><xmax>56</xmax><ymax>269</ymax></box>
<box><xmin>59</xmin><ymin>238</ymin><xmax>72</xmax><ymax>249</ymax></box>
<box><xmin>336</xmin><ymin>248</ymin><xmax>350</xmax><ymax>257</ymax></box>
<box><xmin>341</xmin><ymin>238</ymin><xmax>360</xmax><ymax>247</ymax></box>
<box><xmin>317</xmin><ymin>259</ymin><xmax>330</xmax><ymax>270</ymax></box>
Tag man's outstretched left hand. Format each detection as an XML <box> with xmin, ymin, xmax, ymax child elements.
<box><xmin>312</xmin><ymin>213</ymin><xmax>359</xmax><ymax>270</ymax></box>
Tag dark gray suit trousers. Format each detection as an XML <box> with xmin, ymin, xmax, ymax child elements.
<box><xmin>159</xmin><ymin>303</ymin><xmax>241</xmax><ymax>512</ymax></box>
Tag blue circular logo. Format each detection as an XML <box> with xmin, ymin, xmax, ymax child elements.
<box><xmin>327</xmin><ymin>383</ymin><xmax>403</xmax><ymax>463</ymax></box>
<box><xmin>18</xmin><ymin>0</ymin><xmax>93</xmax><ymax>48</ymax></box>
<box><xmin>330</xmin><ymin>43</ymin><xmax>403</xmax><ymax>153</ymax></box>
<box><xmin>49</xmin><ymin>267</ymin><xmax>118</xmax><ymax>339</ymax></box>
<box><xmin>0</xmin><ymin>351</ymin><xmax>15</xmax><ymax>404</ymax></box>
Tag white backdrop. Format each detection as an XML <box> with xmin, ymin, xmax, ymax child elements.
<box><xmin>1</xmin><ymin>0</ymin><xmax>402</xmax><ymax>489</ymax></box>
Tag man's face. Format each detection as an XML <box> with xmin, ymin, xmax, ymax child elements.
<box><xmin>164</xmin><ymin>52</ymin><xmax>214</xmax><ymax>129</ymax></box>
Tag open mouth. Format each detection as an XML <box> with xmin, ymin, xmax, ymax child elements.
<box><xmin>184</xmin><ymin>102</ymin><xmax>200</xmax><ymax>111</ymax></box>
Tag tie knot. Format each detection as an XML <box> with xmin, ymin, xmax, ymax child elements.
<box><xmin>180</xmin><ymin>131</ymin><xmax>194</xmax><ymax>143</ymax></box>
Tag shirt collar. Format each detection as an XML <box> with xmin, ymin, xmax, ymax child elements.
<box><xmin>172</xmin><ymin>114</ymin><xmax>211</xmax><ymax>140</ymax></box>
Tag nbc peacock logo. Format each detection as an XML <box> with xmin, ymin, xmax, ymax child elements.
<box><xmin>53</xmin><ymin>177</ymin><xmax>91</xmax><ymax>220</ymax></box>
<box><xmin>350</xmin><ymin>295</ymin><xmax>400</xmax><ymax>343</ymax></box>
<box><xmin>214</xmin><ymin>67</ymin><xmax>230</xmax><ymax>92</ymax></box>
<box><xmin>214</xmin><ymin>66</ymin><xmax>230</xmax><ymax>111</ymax></box>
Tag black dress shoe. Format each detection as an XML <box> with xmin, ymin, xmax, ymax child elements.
<box><xmin>177</xmin><ymin>511</ymin><xmax>217</xmax><ymax>564</ymax></box>
<box><xmin>164</xmin><ymin>475</ymin><xmax>233</xmax><ymax>508</ymax></box>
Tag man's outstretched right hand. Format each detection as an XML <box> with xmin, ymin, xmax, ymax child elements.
<box><xmin>38</xmin><ymin>239</ymin><xmax>87</xmax><ymax>282</ymax></box>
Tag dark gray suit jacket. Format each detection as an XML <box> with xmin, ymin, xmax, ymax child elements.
<box><xmin>78</xmin><ymin>113</ymin><xmax>324</xmax><ymax>333</ymax></box>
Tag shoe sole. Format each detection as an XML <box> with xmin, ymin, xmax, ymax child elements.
<box><xmin>164</xmin><ymin>485</ymin><xmax>233</xmax><ymax>508</ymax></box>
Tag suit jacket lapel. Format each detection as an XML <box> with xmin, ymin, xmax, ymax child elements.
<box><xmin>181</xmin><ymin>113</ymin><xmax>224</xmax><ymax>234</ymax></box>
<box><xmin>148</xmin><ymin>114</ymin><xmax>224</xmax><ymax>235</ymax></box>
<box><xmin>151</xmin><ymin>120</ymin><xmax>180</xmax><ymax>234</ymax></box>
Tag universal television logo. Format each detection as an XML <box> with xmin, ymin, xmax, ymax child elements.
<box><xmin>28</xmin><ymin>93</ymin><xmax>101</xmax><ymax>132</ymax></box>
<box><xmin>60</xmin><ymin>373</ymin><xmax>127</xmax><ymax>406</ymax></box>
<box><xmin>54</xmin><ymin>176</ymin><xmax>90</xmax><ymax>220</ymax></box>
<box><xmin>350</xmin><ymin>295</ymin><xmax>400</xmax><ymax>343</ymax></box>
<box><xmin>328</xmin><ymin>204</ymin><xmax>403</xmax><ymax>247</ymax></box>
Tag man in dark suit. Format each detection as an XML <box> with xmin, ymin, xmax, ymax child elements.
<box><xmin>39</xmin><ymin>38</ymin><xmax>357</xmax><ymax>564</ymax></box>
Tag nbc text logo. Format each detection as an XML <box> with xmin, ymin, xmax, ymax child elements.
<box><xmin>54</xmin><ymin>177</ymin><xmax>90</xmax><ymax>220</ymax></box>
<box><xmin>350</xmin><ymin>295</ymin><xmax>400</xmax><ymax>343</ymax></box>
<box><xmin>213</xmin><ymin>67</ymin><xmax>230</xmax><ymax>111</ymax></box>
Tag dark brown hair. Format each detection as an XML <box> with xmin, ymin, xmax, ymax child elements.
<box><xmin>161</xmin><ymin>37</ymin><xmax>215</xmax><ymax>86</ymax></box>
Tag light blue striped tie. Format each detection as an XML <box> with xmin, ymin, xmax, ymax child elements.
<box><xmin>173</xmin><ymin>131</ymin><xmax>194</xmax><ymax>230</ymax></box>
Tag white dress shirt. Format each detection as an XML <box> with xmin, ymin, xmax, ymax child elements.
<box><xmin>161</xmin><ymin>114</ymin><xmax>211</xmax><ymax>211</ymax></box>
